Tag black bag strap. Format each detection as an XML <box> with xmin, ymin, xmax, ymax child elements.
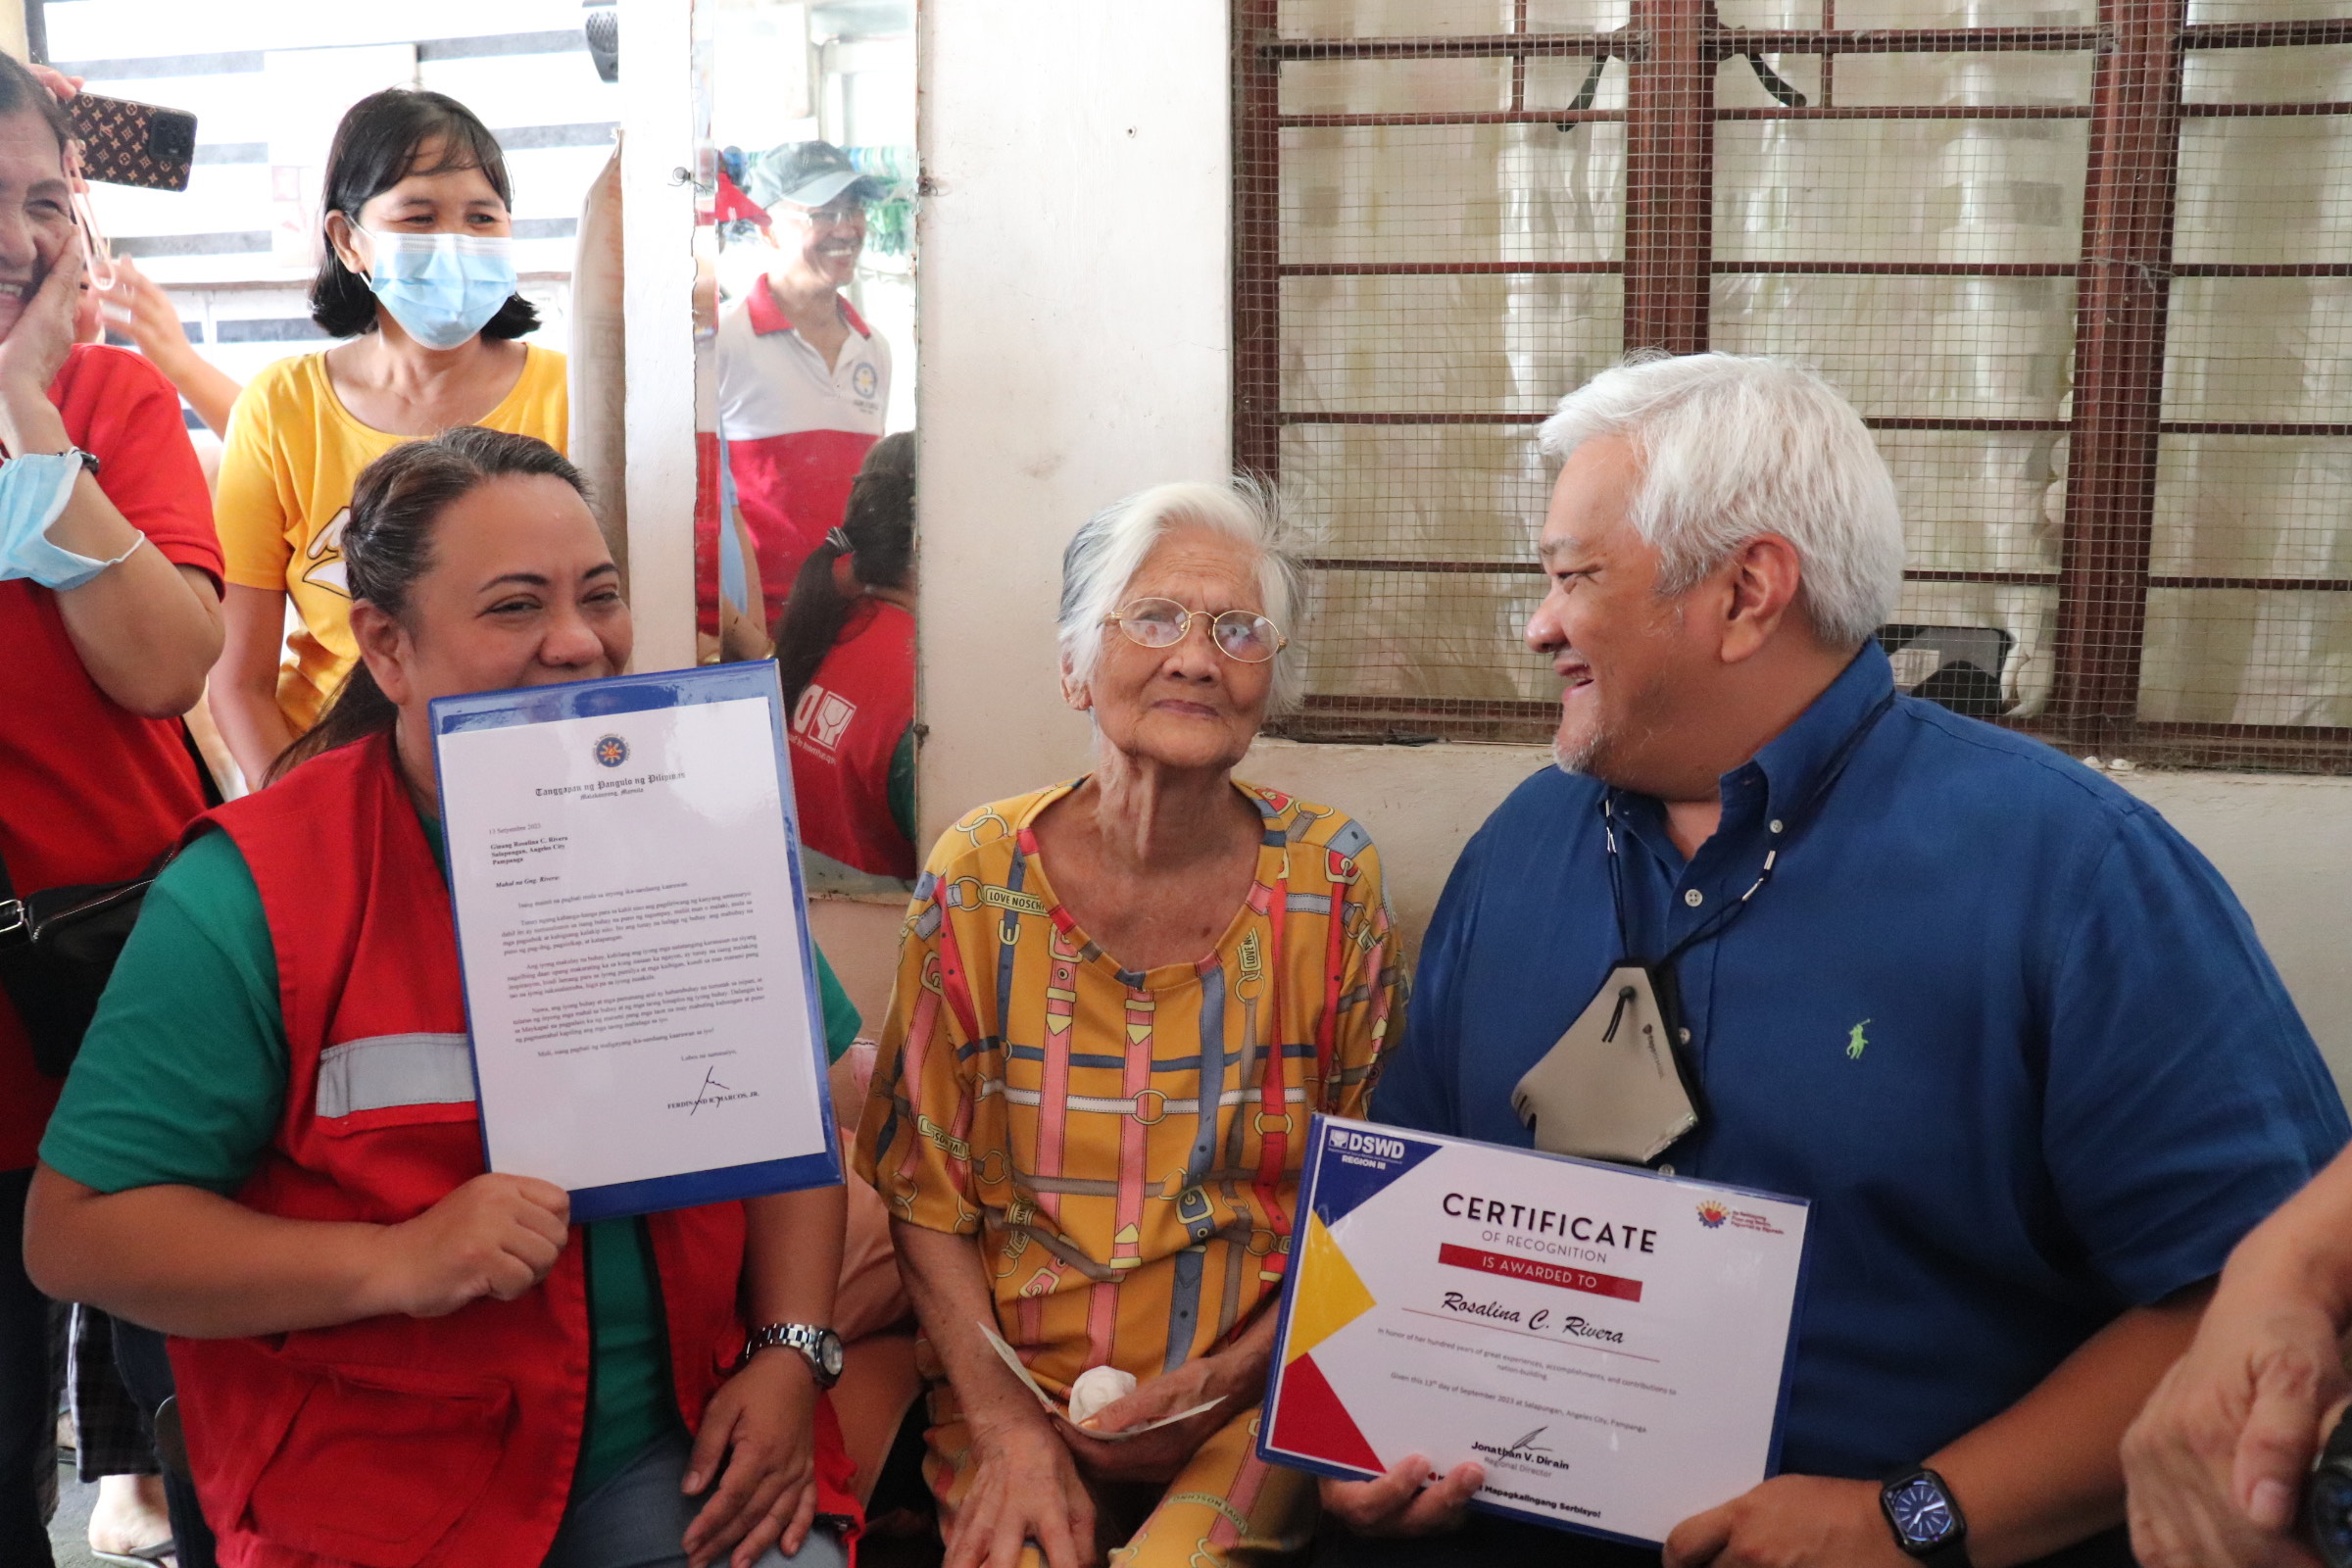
<box><xmin>0</xmin><ymin>807</ymin><xmax>22</xmax><ymax>944</ymax></box>
<box><xmin>0</xmin><ymin>717</ymin><xmax>215</xmax><ymax>944</ymax></box>
<box><xmin>181</xmin><ymin>718</ymin><xmax>224</xmax><ymax>810</ymax></box>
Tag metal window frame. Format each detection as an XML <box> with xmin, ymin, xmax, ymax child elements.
<box><xmin>1234</xmin><ymin>1</ymin><xmax>2352</xmax><ymax>767</ymax></box>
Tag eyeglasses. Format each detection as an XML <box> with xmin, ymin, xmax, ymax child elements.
<box><xmin>1103</xmin><ymin>597</ymin><xmax>1288</xmax><ymax>663</ymax></box>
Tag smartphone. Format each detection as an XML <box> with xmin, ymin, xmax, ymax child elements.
<box><xmin>65</xmin><ymin>92</ymin><xmax>197</xmax><ymax>192</ymax></box>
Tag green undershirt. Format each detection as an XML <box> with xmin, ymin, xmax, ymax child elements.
<box><xmin>42</xmin><ymin>816</ymin><xmax>862</xmax><ymax>1496</ymax></box>
<box><xmin>887</xmin><ymin>727</ymin><xmax>916</xmax><ymax>847</ymax></box>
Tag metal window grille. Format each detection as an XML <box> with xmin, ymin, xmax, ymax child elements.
<box><xmin>1237</xmin><ymin>0</ymin><xmax>2352</xmax><ymax>770</ymax></box>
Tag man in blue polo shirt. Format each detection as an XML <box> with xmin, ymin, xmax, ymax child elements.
<box><xmin>1319</xmin><ymin>354</ymin><xmax>2348</xmax><ymax>1568</ymax></box>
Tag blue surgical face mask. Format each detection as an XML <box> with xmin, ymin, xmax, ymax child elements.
<box><xmin>360</xmin><ymin>226</ymin><xmax>517</xmax><ymax>351</ymax></box>
<box><xmin>0</xmin><ymin>452</ymin><xmax>138</xmax><ymax>592</ymax></box>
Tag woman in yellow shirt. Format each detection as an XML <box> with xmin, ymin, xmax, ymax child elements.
<box><xmin>208</xmin><ymin>88</ymin><xmax>569</xmax><ymax>785</ymax></box>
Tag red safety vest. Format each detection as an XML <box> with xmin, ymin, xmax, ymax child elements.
<box><xmin>788</xmin><ymin>599</ymin><xmax>916</xmax><ymax>881</ymax></box>
<box><xmin>168</xmin><ymin>733</ymin><xmax>857</xmax><ymax>1568</ymax></box>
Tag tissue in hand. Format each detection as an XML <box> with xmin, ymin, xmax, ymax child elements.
<box><xmin>1067</xmin><ymin>1365</ymin><xmax>1138</xmax><ymax>1427</ymax></box>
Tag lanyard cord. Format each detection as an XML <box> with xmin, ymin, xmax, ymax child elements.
<box><xmin>1603</xmin><ymin>691</ymin><xmax>1897</xmax><ymax>971</ymax></box>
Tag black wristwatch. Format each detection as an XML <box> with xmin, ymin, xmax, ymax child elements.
<box><xmin>2307</xmin><ymin>1405</ymin><xmax>2352</xmax><ymax>1568</ymax></box>
<box><xmin>1882</xmin><ymin>1467</ymin><xmax>1972</xmax><ymax>1568</ymax></box>
<box><xmin>742</xmin><ymin>1322</ymin><xmax>843</xmax><ymax>1388</ymax></box>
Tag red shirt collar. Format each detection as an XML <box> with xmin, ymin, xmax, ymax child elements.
<box><xmin>749</xmin><ymin>274</ymin><xmax>872</xmax><ymax>340</ymax></box>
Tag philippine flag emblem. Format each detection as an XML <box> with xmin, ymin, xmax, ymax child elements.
<box><xmin>1696</xmin><ymin>1200</ymin><xmax>1729</xmax><ymax>1229</ymax></box>
<box><xmin>594</xmin><ymin>734</ymin><xmax>630</xmax><ymax>768</ymax></box>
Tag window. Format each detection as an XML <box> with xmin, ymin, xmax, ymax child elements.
<box><xmin>1236</xmin><ymin>0</ymin><xmax>2352</xmax><ymax>769</ymax></box>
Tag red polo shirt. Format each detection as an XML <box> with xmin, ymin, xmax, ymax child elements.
<box><xmin>714</xmin><ymin>275</ymin><xmax>889</xmax><ymax>624</ymax></box>
<box><xmin>0</xmin><ymin>344</ymin><xmax>220</xmax><ymax>1168</ymax></box>
<box><xmin>788</xmin><ymin>599</ymin><xmax>916</xmax><ymax>882</ymax></box>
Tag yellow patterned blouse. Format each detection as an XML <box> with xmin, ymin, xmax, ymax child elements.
<box><xmin>853</xmin><ymin>779</ymin><xmax>1400</xmax><ymax>1394</ymax></box>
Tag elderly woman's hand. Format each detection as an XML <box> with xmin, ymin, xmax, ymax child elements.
<box><xmin>946</xmin><ymin>1414</ymin><xmax>1100</xmax><ymax>1568</ymax></box>
<box><xmin>1058</xmin><ymin>1310</ymin><xmax>1278</xmax><ymax>1486</ymax></box>
<box><xmin>1058</xmin><ymin>1353</ymin><xmax>1232</xmax><ymax>1486</ymax></box>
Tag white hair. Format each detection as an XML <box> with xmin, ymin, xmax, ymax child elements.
<box><xmin>1538</xmin><ymin>352</ymin><xmax>1905</xmax><ymax>648</ymax></box>
<box><xmin>1057</xmin><ymin>479</ymin><xmax>1306</xmax><ymax>712</ymax></box>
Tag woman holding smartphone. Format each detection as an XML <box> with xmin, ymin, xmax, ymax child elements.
<box><xmin>207</xmin><ymin>87</ymin><xmax>568</xmax><ymax>788</ymax></box>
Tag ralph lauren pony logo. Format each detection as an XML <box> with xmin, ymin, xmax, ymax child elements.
<box><xmin>594</xmin><ymin>734</ymin><xmax>630</xmax><ymax>768</ymax></box>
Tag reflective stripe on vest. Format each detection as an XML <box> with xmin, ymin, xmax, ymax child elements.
<box><xmin>314</xmin><ymin>1032</ymin><xmax>475</xmax><ymax>1118</ymax></box>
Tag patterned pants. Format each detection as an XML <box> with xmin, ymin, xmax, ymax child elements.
<box><xmin>69</xmin><ymin>1304</ymin><xmax>159</xmax><ymax>1481</ymax></box>
<box><xmin>925</xmin><ymin>1392</ymin><xmax>1314</xmax><ymax>1568</ymax></box>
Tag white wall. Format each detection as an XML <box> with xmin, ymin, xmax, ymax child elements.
<box><xmin>913</xmin><ymin>2</ymin><xmax>2352</xmax><ymax>1100</ymax></box>
<box><xmin>2120</xmin><ymin>771</ymin><xmax>2352</xmax><ymax>1084</ymax></box>
<box><xmin>618</xmin><ymin>0</ymin><xmax>699</xmax><ymax>671</ymax></box>
<box><xmin>913</xmin><ymin>0</ymin><xmax>1231</xmax><ymax>845</ymax></box>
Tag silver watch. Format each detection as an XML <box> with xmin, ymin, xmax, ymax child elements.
<box><xmin>743</xmin><ymin>1322</ymin><xmax>843</xmax><ymax>1388</ymax></box>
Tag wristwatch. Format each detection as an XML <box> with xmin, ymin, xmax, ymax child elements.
<box><xmin>2307</xmin><ymin>1404</ymin><xmax>2352</xmax><ymax>1568</ymax></box>
<box><xmin>1881</xmin><ymin>1467</ymin><xmax>1971</xmax><ymax>1568</ymax></box>
<box><xmin>742</xmin><ymin>1322</ymin><xmax>844</xmax><ymax>1389</ymax></box>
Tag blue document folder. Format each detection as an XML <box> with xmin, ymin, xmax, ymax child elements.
<box><xmin>430</xmin><ymin>662</ymin><xmax>843</xmax><ymax>1222</ymax></box>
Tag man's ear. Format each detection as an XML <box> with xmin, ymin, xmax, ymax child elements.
<box><xmin>349</xmin><ymin>601</ymin><xmax>413</xmax><ymax>707</ymax></box>
<box><xmin>1718</xmin><ymin>533</ymin><xmax>1805</xmax><ymax>665</ymax></box>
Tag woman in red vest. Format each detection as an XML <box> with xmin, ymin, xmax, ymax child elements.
<box><xmin>24</xmin><ymin>427</ymin><xmax>858</xmax><ymax>1568</ymax></box>
<box><xmin>776</xmin><ymin>431</ymin><xmax>916</xmax><ymax>894</ymax></box>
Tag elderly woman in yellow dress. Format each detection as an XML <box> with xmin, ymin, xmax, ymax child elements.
<box><xmin>853</xmin><ymin>482</ymin><xmax>1399</xmax><ymax>1568</ymax></box>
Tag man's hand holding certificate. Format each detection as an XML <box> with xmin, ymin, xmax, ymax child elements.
<box><xmin>1260</xmin><ymin>1116</ymin><xmax>1810</xmax><ymax>1546</ymax></box>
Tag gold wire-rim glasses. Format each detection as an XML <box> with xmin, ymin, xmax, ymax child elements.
<box><xmin>1102</xmin><ymin>597</ymin><xmax>1289</xmax><ymax>663</ymax></box>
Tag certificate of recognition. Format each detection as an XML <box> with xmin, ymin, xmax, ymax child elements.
<box><xmin>430</xmin><ymin>662</ymin><xmax>841</xmax><ymax>1222</ymax></box>
<box><xmin>1259</xmin><ymin>1116</ymin><xmax>1810</xmax><ymax>1546</ymax></box>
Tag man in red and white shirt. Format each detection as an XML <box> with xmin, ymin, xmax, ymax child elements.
<box><xmin>717</xmin><ymin>141</ymin><xmax>892</xmax><ymax>627</ymax></box>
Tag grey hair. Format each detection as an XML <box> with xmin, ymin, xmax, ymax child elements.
<box><xmin>1538</xmin><ymin>352</ymin><xmax>1906</xmax><ymax>648</ymax></box>
<box><xmin>1056</xmin><ymin>479</ymin><xmax>1306</xmax><ymax>712</ymax></box>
